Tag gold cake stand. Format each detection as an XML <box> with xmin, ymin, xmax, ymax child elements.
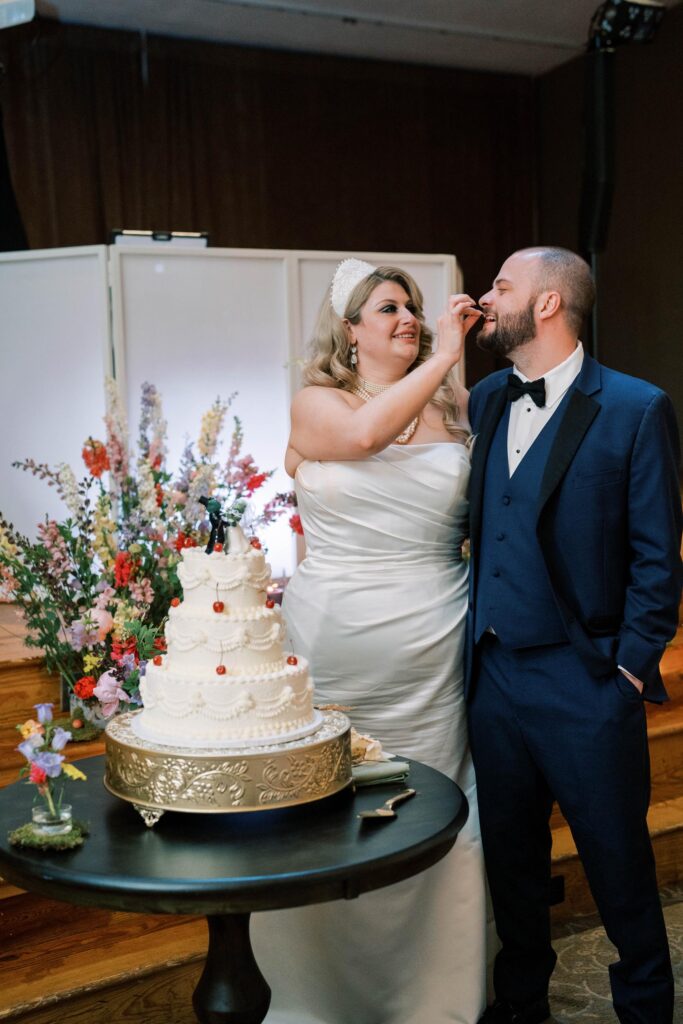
<box><xmin>104</xmin><ymin>710</ymin><xmax>352</xmax><ymax>827</ymax></box>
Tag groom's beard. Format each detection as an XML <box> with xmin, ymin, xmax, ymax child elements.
<box><xmin>475</xmin><ymin>301</ymin><xmax>537</xmax><ymax>358</ymax></box>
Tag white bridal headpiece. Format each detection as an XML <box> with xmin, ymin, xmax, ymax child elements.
<box><xmin>330</xmin><ymin>258</ymin><xmax>377</xmax><ymax>318</ymax></box>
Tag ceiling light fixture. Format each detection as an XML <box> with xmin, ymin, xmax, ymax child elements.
<box><xmin>587</xmin><ymin>0</ymin><xmax>665</xmax><ymax>51</ymax></box>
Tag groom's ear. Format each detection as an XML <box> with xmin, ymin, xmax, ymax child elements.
<box><xmin>537</xmin><ymin>290</ymin><xmax>561</xmax><ymax>321</ymax></box>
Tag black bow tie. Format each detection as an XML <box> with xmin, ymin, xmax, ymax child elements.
<box><xmin>507</xmin><ymin>375</ymin><xmax>546</xmax><ymax>408</ymax></box>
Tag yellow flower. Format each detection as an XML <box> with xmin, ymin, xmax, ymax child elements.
<box><xmin>93</xmin><ymin>494</ymin><xmax>117</xmax><ymax>569</ymax></box>
<box><xmin>19</xmin><ymin>719</ymin><xmax>44</xmax><ymax>739</ymax></box>
<box><xmin>62</xmin><ymin>763</ymin><xmax>87</xmax><ymax>781</ymax></box>
<box><xmin>82</xmin><ymin>652</ymin><xmax>103</xmax><ymax>674</ymax></box>
<box><xmin>0</xmin><ymin>525</ymin><xmax>18</xmax><ymax>559</ymax></box>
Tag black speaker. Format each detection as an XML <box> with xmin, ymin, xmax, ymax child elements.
<box><xmin>579</xmin><ymin>50</ymin><xmax>616</xmax><ymax>256</ymax></box>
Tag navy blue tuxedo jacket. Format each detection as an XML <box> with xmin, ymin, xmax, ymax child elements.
<box><xmin>466</xmin><ymin>354</ymin><xmax>682</xmax><ymax>702</ymax></box>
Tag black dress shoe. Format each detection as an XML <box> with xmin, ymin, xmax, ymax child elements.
<box><xmin>478</xmin><ymin>997</ymin><xmax>551</xmax><ymax>1024</ymax></box>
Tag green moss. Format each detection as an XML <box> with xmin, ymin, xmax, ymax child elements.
<box><xmin>8</xmin><ymin>820</ymin><xmax>89</xmax><ymax>851</ymax></box>
<box><xmin>54</xmin><ymin>714</ymin><xmax>102</xmax><ymax>743</ymax></box>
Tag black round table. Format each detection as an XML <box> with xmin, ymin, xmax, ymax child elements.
<box><xmin>0</xmin><ymin>756</ymin><xmax>467</xmax><ymax>1024</ymax></box>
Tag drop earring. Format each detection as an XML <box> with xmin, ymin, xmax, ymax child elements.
<box><xmin>350</xmin><ymin>342</ymin><xmax>358</xmax><ymax>367</ymax></box>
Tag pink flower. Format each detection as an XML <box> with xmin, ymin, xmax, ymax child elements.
<box><xmin>93</xmin><ymin>671</ymin><xmax>129</xmax><ymax>718</ymax></box>
<box><xmin>129</xmin><ymin>577</ymin><xmax>154</xmax><ymax>605</ymax></box>
<box><xmin>84</xmin><ymin>607</ymin><xmax>114</xmax><ymax>641</ymax></box>
<box><xmin>37</xmin><ymin>520</ymin><xmax>70</xmax><ymax>577</ymax></box>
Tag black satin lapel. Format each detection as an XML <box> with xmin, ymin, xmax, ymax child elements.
<box><xmin>469</xmin><ymin>385</ymin><xmax>508</xmax><ymax>551</ymax></box>
<box><xmin>537</xmin><ymin>389</ymin><xmax>600</xmax><ymax>515</ymax></box>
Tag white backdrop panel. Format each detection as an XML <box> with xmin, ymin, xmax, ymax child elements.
<box><xmin>112</xmin><ymin>248</ymin><xmax>294</xmax><ymax>577</ymax></box>
<box><xmin>0</xmin><ymin>246</ymin><xmax>111</xmax><ymax>538</ymax></box>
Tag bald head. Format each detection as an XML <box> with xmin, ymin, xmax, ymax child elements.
<box><xmin>515</xmin><ymin>247</ymin><xmax>595</xmax><ymax>335</ymax></box>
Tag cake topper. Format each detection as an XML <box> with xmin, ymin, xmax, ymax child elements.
<box><xmin>199</xmin><ymin>496</ymin><xmax>227</xmax><ymax>554</ymax></box>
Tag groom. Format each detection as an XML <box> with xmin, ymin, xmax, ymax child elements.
<box><xmin>465</xmin><ymin>247</ymin><xmax>682</xmax><ymax>1024</ymax></box>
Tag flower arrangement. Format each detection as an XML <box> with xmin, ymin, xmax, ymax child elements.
<box><xmin>0</xmin><ymin>381</ymin><xmax>298</xmax><ymax>726</ymax></box>
<box><xmin>10</xmin><ymin>701</ymin><xmax>88</xmax><ymax>848</ymax></box>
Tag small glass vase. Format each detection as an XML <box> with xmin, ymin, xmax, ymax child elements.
<box><xmin>31</xmin><ymin>803</ymin><xmax>72</xmax><ymax>836</ymax></box>
<box><xmin>69</xmin><ymin>695</ymin><xmax>108</xmax><ymax>730</ymax></box>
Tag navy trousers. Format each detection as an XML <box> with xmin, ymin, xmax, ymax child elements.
<box><xmin>468</xmin><ymin>635</ymin><xmax>673</xmax><ymax>1024</ymax></box>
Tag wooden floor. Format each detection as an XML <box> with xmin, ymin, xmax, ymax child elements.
<box><xmin>0</xmin><ymin>602</ymin><xmax>682</xmax><ymax>1022</ymax></box>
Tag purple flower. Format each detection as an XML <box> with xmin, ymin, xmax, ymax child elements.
<box><xmin>33</xmin><ymin>751</ymin><xmax>64</xmax><ymax>778</ymax></box>
<box><xmin>17</xmin><ymin>735</ymin><xmax>43</xmax><ymax>761</ymax></box>
<box><xmin>119</xmin><ymin>652</ymin><xmax>136</xmax><ymax>676</ymax></box>
<box><xmin>33</xmin><ymin>703</ymin><xmax>54</xmax><ymax>724</ymax></box>
<box><xmin>67</xmin><ymin>616</ymin><xmax>100</xmax><ymax>651</ymax></box>
<box><xmin>51</xmin><ymin>727</ymin><xmax>72</xmax><ymax>751</ymax></box>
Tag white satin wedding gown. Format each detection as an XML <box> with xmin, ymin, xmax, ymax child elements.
<box><xmin>251</xmin><ymin>442</ymin><xmax>487</xmax><ymax>1024</ymax></box>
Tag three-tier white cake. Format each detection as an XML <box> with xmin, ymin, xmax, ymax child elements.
<box><xmin>133</xmin><ymin>525</ymin><xmax>321</xmax><ymax>748</ymax></box>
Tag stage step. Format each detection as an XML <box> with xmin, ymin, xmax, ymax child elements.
<box><xmin>0</xmin><ymin>891</ymin><xmax>206</xmax><ymax>1024</ymax></box>
<box><xmin>551</xmin><ymin>795</ymin><xmax>683</xmax><ymax>922</ymax></box>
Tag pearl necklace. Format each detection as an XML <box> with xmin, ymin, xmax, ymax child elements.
<box><xmin>350</xmin><ymin>376</ymin><xmax>419</xmax><ymax>445</ymax></box>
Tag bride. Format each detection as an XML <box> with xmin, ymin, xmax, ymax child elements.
<box><xmin>251</xmin><ymin>259</ymin><xmax>487</xmax><ymax>1024</ymax></box>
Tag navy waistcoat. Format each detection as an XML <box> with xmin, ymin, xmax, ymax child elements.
<box><xmin>473</xmin><ymin>396</ymin><xmax>570</xmax><ymax>648</ymax></box>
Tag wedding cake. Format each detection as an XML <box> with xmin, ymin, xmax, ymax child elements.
<box><xmin>133</xmin><ymin>525</ymin><xmax>320</xmax><ymax>748</ymax></box>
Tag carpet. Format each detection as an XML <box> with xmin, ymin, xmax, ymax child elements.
<box><xmin>548</xmin><ymin>889</ymin><xmax>683</xmax><ymax>1021</ymax></box>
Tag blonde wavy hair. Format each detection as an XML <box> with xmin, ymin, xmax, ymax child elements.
<box><xmin>302</xmin><ymin>265</ymin><xmax>464</xmax><ymax>438</ymax></box>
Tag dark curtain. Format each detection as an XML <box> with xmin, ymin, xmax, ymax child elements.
<box><xmin>0</xmin><ymin>103</ymin><xmax>27</xmax><ymax>250</ymax></box>
<box><xmin>0</xmin><ymin>17</ymin><xmax>537</xmax><ymax>383</ymax></box>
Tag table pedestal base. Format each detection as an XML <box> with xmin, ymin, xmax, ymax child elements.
<box><xmin>193</xmin><ymin>914</ymin><xmax>271</xmax><ymax>1024</ymax></box>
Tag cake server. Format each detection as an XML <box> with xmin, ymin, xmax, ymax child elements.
<box><xmin>357</xmin><ymin>788</ymin><xmax>416</xmax><ymax>821</ymax></box>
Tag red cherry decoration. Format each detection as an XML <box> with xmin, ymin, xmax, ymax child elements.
<box><xmin>183</xmin><ymin>536</ymin><xmax>196</xmax><ymax>548</ymax></box>
<box><xmin>171</xmin><ymin>597</ymin><xmax>180</xmax><ymax>607</ymax></box>
<box><xmin>250</xmin><ymin>538</ymin><xmax>262</xmax><ymax>549</ymax></box>
<box><xmin>72</xmin><ymin>718</ymin><xmax>83</xmax><ymax>730</ymax></box>
<box><xmin>153</xmin><ymin>655</ymin><xmax>163</xmax><ymax>665</ymax></box>
<box><xmin>213</xmin><ymin>600</ymin><xmax>225</xmax><ymax>613</ymax></box>
<box><xmin>287</xmin><ymin>655</ymin><xmax>298</xmax><ymax>666</ymax></box>
<box><xmin>216</xmin><ymin>665</ymin><xmax>227</xmax><ymax>675</ymax></box>
<box><xmin>214</xmin><ymin>543</ymin><xmax>223</xmax><ymax>552</ymax></box>
<box><xmin>265</xmin><ymin>599</ymin><xmax>275</xmax><ymax>609</ymax></box>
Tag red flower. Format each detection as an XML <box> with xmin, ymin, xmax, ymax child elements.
<box><xmin>174</xmin><ymin>531</ymin><xmax>188</xmax><ymax>552</ymax></box>
<box><xmin>114</xmin><ymin>551</ymin><xmax>136</xmax><ymax>588</ymax></box>
<box><xmin>155</xmin><ymin>483</ymin><xmax>164</xmax><ymax>507</ymax></box>
<box><xmin>29</xmin><ymin>763</ymin><xmax>47</xmax><ymax>785</ymax></box>
<box><xmin>153</xmin><ymin>636</ymin><xmax>166</xmax><ymax>653</ymax></box>
<box><xmin>246</xmin><ymin>473</ymin><xmax>267</xmax><ymax>494</ymax></box>
<box><xmin>289</xmin><ymin>514</ymin><xmax>304</xmax><ymax>536</ymax></box>
<box><xmin>82</xmin><ymin>438</ymin><xmax>110</xmax><ymax>478</ymax></box>
<box><xmin>74</xmin><ymin>675</ymin><xmax>96</xmax><ymax>700</ymax></box>
<box><xmin>111</xmin><ymin>636</ymin><xmax>139</xmax><ymax>665</ymax></box>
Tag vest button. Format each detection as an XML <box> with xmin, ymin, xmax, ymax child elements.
<box><xmin>492</xmin><ymin>569</ymin><xmax>501</xmax><ymax>578</ymax></box>
<box><xmin>502</xmin><ymin>495</ymin><xmax>511</xmax><ymax>505</ymax></box>
<box><xmin>496</xmin><ymin>532</ymin><xmax>505</xmax><ymax>541</ymax></box>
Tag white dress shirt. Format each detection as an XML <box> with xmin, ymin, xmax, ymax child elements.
<box><xmin>507</xmin><ymin>342</ymin><xmax>584</xmax><ymax>477</ymax></box>
<box><xmin>505</xmin><ymin>342</ymin><xmax>643</xmax><ymax>692</ymax></box>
